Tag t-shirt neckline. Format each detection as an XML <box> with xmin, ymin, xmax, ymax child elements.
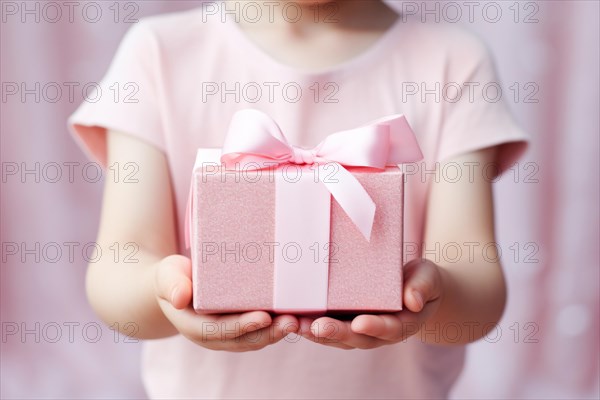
<box><xmin>222</xmin><ymin>14</ymin><xmax>404</xmax><ymax>78</ymax></box>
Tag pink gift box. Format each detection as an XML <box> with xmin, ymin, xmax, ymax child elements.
<box><xmin>189</xmin><ymin>150</ymin><xmax>404</xmax><ymax>315</ymax></box>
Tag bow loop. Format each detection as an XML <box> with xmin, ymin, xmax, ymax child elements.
<box><xmin>316</xmin><ymin>125</ymin><xmax>391</xmax><ymax>169</ymax></box>
<box><xmin>221</xmin><ymin>109</ymin><xmax>293</xmax><ymax>169</ymax></box>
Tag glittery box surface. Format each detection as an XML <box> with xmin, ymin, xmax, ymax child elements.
<box><xmin>191</xmin><ymin>165</ymin><xmax>403</xmax><ymax>314</ymax></box>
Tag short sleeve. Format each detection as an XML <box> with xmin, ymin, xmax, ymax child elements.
<box><xmin>68</xmin><ymin>22</ymin><xmax>164</xmax><ymax>167</ymax></box>
<box><xmin>437</xmin><ymin>36</ymin><xmax>529</xmax><ymax>174</ymax></box>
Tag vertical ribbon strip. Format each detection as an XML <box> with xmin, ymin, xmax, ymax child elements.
<box><xmin>273</xmin><ymin>165</ymin><xmax>331</xmax><ymax>312</ymax></box>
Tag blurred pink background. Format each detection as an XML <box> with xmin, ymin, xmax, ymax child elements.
<box><xmin>1</xmin><ymin>1</ymin><xmax>598</xmax><ymax>398</ymax></box>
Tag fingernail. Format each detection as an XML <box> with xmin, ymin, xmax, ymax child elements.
<box><xmin>412</xmin><ymin>291</ymin><xmax>424</xmax><ymax>310</ymax></box>
<box><xmin>310</xmin><ymin>322</ymin><xmax>320</xmax><ymax>337</ymax></box>
<box><xmin>170</xmin><ymin>287</ymin><xmax>179</xmax><ymax>305</ymax></box>
<box><xmin>351</xmin><ymin>321</ymin><xmax>366</xmax><ymax>334</ymax></box>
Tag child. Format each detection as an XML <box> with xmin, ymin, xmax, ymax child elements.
<box><xmin>69</xmin><ymin>1</ymin><xmax>528</xmax><ymax>398</ymax></box>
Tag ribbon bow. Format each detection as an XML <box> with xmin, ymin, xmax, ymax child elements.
<box><xmin>220</xmin><ymin>109</ymin><xmax>423</xmax><ymax>241</ymax></box>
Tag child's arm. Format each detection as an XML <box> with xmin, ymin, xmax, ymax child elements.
<box><xmin>298</xmin><ymin>147</ymin><xmax>506</xmax><ymax>347</ymax></box>
<box><xmin>86</xmin><ymin>129</ymin><xmax>299</xmax><ymax>350</ymax></box>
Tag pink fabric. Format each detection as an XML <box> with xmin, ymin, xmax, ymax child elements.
<box><xmin>3</xmin><ymin>1</ymin><xmax>598</xmax><ymax>399</ymax></box>
<box><xmin>68</xmin><ymin>6</ymin><xmax>526</xmax><ymax>399</ymax></box>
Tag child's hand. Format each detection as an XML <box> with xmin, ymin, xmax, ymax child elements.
<box><xmin>298</xmin><ymin>259</ymin><xmax>442</xmax><ymax>349</ymax></box>
<box><xmin>154</xmin><ymin>255</ymin><xmax>299</xmax><ymax>351</ymax></box>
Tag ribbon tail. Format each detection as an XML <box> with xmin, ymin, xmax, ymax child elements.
<box><xmin>319</xmin><ymin>163</ymin><xmax>375</xmax><ymax>241</ymax></box>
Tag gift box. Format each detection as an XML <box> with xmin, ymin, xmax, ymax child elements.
<box><xmin>187</xmin><ymin>110</ymin><xmax>422</xmax><ymax>314</ymax></box>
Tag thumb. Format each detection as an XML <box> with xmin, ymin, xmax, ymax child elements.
<box><xmin>402</xmin><ymin>259</ymin><xmax>443</xmax><ymax>313</ymax></box>
<box><xmin>155</xmin><ymin>255</ymin><xmax>193</xmax><ymax>309</ymax></box>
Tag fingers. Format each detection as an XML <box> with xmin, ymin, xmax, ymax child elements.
<box><xmin>299</xmin><ymin>317</ymin><xmax>353</xmax><ymax>349</ymax></box>
<box><xmin>350</xmin><ymin>314</ymin><xmax>404</xmax><ymax>341</ymax></box>
<box><xmin>303</xmin><ymin>317</ymin><xmax>392</xmax><ymax>350</ymax></box>
<box><xmin>210</xmin><ymin>314</ymin><xmax>299</xmax><ymax>352</ymax></box>
<box><xmin>155</xmin><ymin>256</ymin><xmax>444</xmax><ymax>352</ymax></box>
<box><xmin>166</xmin><ymin>309</ymin><xmax>273</xmax><ymax>341</ymax></box>
<box><xmin>189</xmin><ymin>313</ymin><xmax>298</xmax><ymax>351</ymax></box>
<box><xmin>155</xmin><ymin>255</ymin><xmax>192</xmax><ymax>309</ymax></box>
<box><xmin>154</xmin><ymin>255</ymin><xmax>302</xmax><ymax>352</ymax></box>
<box><xmin>160</xmin><ymin>304</ymin><xmax>299</xmax><ymax>351</ymax></box>
<box><xmin>299</xmin><ymin>258</ymin><xmax>446</xmax><ymax>348</ymax></box>
<box><xmin>402</xmin><ymin>259</ymin><xmax>443</xmax><ymax>313</ymax></box>
<box><xmin>203</xmin><ymin>310</ymin><xmax>274</xmax><ymax>340</ymax></box>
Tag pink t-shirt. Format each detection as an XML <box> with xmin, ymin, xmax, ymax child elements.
<box><xmin>69</xmin><ymin>7</ymin><xmax>527</xmax><ymax>399</ymax></box>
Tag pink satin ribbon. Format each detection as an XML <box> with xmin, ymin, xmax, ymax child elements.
<box><xmin>221</xmin><ymin>109</ymin><xmax>423</xmax><ymax>240</ymax></box>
